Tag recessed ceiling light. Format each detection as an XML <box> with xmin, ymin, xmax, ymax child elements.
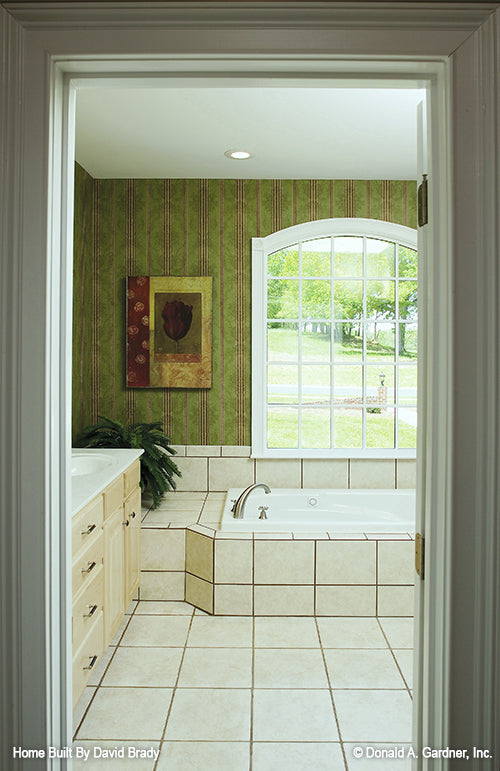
<box><xmin>224</xmin><ymin>149</ymin><xmax>254</xmax><ymax>160</ymax></box>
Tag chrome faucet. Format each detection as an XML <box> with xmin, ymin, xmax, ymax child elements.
<box><xmin>231</xmin><ymin>482</ymin><xmax>271</xmax><ymax>519</ymax></box>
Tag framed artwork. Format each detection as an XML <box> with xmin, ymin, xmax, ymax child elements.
<box><xmin>126</xmin><ymin>275</ymin><xmax>212</xmax><ymax>388</ymax></box>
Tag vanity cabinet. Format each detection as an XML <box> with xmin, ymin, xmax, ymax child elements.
<box><xmin>103</xmin><ymin>505</ymin><xmax>125</xmax><ymax>646</ymax></box>
<box><xmin>124</xmin><ymin>486</ymin><xmax>141</xmax><ymax>606</ymax></box>
<box><xmin>72</xmin><ymin>458</ymin><xmax>141</xmax><ymax>706</ymax></box>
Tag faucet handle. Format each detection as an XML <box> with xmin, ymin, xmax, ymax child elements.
<box><xmin>230</xmin><ymin>498</ymin><xmax>237</xmax><ymax>513</ymax></box>
<box><xmin>258</xmin><ymin>506</ymin><xmax>269</xmax><ymax>520</ymax></box>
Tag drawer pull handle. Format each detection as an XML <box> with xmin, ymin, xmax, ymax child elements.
<box><xmin>130</xmin><ymin>511</ymin><xmax>136</xmax><ymax>519</ymax></box>
<box><xmin>81</xmin><ymin>524</ymin><xmax>96</xmax><ymax>536</ymax></box>
<box><xmin>123</xmin><ymin>520</ymin><xmax>130</xmax><ymax>527</ymax></box>
<box><xmin>81</xmin><ymin>561</ymin><xmax>96</xmax><ymax>574</ymax></box>
<box><xmin>83</xmin><ymin>604</ymin><xmax>98</xmax><ymax>618</ymax></box>
<box><xmin>83</xmin><ymin>655</ymin><xmax>98</xmax><ymax>671</ymax></box>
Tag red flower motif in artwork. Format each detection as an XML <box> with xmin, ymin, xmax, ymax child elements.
<box><xmin>126</xmin><ymin>276</ymin><xmax>150</xmax><ymax>388</ymax></box>
<box><xmin>161</xmin><ymin>301</ymin><xmax>193</xmax><ymax>342</ymax></box>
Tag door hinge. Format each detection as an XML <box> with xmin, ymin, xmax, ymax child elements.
<box><xmin>418</xmin><ymin>174</ymin><xmax>428</xmax><ymax>227</ymax></box>
<box><xmin>415</xmin><ymin>533</ymin><xmax>425</xmax><ymax>580</ymax></box>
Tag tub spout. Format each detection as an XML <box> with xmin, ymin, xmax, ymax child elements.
<box><xmin>231</xmin><ymin>483</ymin><xmax>271</xmax><ymax>519</ymax></box>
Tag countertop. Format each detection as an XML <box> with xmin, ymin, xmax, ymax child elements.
<box><xmin>72</xmin><ymin>448</ymin><xmax>144</xmax><ymax>516</ymax></box>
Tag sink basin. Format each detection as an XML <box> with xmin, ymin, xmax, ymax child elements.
<box><xmin>71</xmin><ymin>453</ymin><xmax>114</xmax><ymax>477</ymax></box>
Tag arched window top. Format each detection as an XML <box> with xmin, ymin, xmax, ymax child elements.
<box><xmin>253</xmin><ymin>218</ymin><xmax>417</xmax><ymax>255</ymax></box>
<box><xmin>252</xmin><ymin>218</ymin><xmax>418</xmax><ymax>458</ymax></box>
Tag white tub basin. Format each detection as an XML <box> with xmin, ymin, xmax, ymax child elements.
<box><xmin>221</xmin><ymin>488</ymin><xmax>415</xmax><ymax>533</ymax></box>
<box><xmin>71</xmin><ymin>452</ymin><xmax>114</xmax><ymax>477</ymax></box>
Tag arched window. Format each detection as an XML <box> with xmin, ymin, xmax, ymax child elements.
<box><xmin>252</xmin><ymin>218</ymin><xmax>417</xmax><ymax>457</ymax></box>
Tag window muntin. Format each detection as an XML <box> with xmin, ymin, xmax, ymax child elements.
<box><xmin>252</xmin><ymin>219</ymin><xmax>418</xmax><ymax>458</ymax></box>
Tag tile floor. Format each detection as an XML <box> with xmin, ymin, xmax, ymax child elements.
<box><xmin>74</xmin><ymin>601</ymin><xmax>414</xmax><ymax>770</ymax></box>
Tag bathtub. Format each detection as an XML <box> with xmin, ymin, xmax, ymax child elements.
<box><xmin>221</xmin><ymin>488</ymin><xmax>415</xmax><ymax>533</ymax></box>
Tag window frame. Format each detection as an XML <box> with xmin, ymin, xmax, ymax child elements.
<box><xmin>252</xmin><ymin>217</ymin><xmax>418</xmax><ymax>459</ymax></box>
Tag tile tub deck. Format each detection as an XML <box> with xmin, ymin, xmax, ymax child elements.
<box><xmin>140</xmin><ymin>492</ymin><xmax>415</xmax><ymax>617</ymax></box>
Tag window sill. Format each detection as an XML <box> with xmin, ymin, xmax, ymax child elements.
<box><xmin>251</xmin><ymin>448</ymin><xmax>417</xmax><ymax>460</ymax></box>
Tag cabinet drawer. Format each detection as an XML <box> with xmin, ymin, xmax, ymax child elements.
<box><xmin>72</xmin><ymin>532</ymin><xmax>103</xmax><ymax>597</ymax></box>
<box><xmin>124</xmin><ymin>460</ymin><xmax>141</xmax><ymax>498</ymax></box>
<box><xmin>72</xmin><ymin>496</ymin><xmax>104</xmax><ymax>557</ymax></box>
<box><xmin>72</xmin><ymin>612</ymin><xmax>104</xmax><ymax>707</ymax></box>
<box><xmin>72</xmin><ymin>564</ymin><xmax>104</xmax><ymax>653</ymax></box>
<box><xmin>103</xmin><ymin>476</ymin><xmax>124</xmax><ymax>519</ymax></box>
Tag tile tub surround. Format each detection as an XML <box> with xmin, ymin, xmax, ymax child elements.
<box><xmin>141</xmin><ymin>488</ymin><xmax>415</xmax><ymax>616</ymax></box>
<box><xmin>167</xmin><ymin>446</ymin><xmax>416</xmax><ymax>492</ymax></box>
<box><xmin>186</xmin><ymin>526</ymin><xmax>415</xmax><ymax>617</ymax></box>
<box><xmin>73</xmin><ymin>603</ymin><xmax>414</xmax><ymax>770</ymax></box>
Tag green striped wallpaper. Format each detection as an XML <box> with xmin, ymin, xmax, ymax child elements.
<box><xmin>73</xmin><ymin>164</ymin><xmax>95</xmax><ymax>440</ymax></box>
<box><xmin>72</xmin><ymin>164</ymin><xmax>417</xmax><ymax>445</ymax></box>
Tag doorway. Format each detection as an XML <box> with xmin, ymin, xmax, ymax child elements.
<box><xmin>68</xmin><ymin>72</ymin><xmax>432</xmax><ymax>764</ymax></box>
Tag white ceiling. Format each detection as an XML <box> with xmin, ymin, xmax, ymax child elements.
<box><xmin>75</xmin><ymin>87</ymin><xmax>424</xmax><ymax>180</ymax></box>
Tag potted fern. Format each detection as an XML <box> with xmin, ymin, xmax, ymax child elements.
<box><xmin>77</xmin><ymin>416</ymin><xmax>181</xmax><ymax>508</ymax></box>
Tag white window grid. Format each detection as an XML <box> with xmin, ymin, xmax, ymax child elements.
<box><xmin>252</xmin><ymin>219</ymin><xmax>418</xmax><ymax>458</ymax></box>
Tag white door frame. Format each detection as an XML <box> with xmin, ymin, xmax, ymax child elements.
<box><xmin>1</xmin><ymin>3</ymin><xmax>499</xmax><ymax>769</ymax></box>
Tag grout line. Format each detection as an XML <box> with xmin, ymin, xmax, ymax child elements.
<box><xmin>249</xmin><ymin>614</ymin><xmax>255</xmax><ymax>769</ymax></box>
<box><xmin>315</xmin><ymin>616</ymin><xmax>349</xmax><ymax>771</ymax></box>
<box><xmin>153</xmin><ymin>611</ymin><xmax>196</xmax><ymax>770</ymax></box>
<box><xmin>81</xmin><ymin>682</ymin><xmax>412</xmax><ymax>692</ymax></box>
<box><xmin>184</xmin><ymin>571</ymin><xmax>213</xmax><ymax>584</ymax></box>
<box><xmin>184</xmin><ymin>535</ymin><xmax>187</xmax><ymax>603</ymax></box>
<box><xmin>73</xmin><ymin>678</ymin><xmax>101</xmax><ymax>739</ymax></box>
<box><xmin>313</xmin><ymin>540</ymin><xmax>317</xmax><ymax>616</ymax></box>
<box><xmin>252</xmin><ymin>536</ymin><xmax>255</xmax><ymax>616</ymax></box>
<box><xmin>109</xmin><ymin>608</ymin><xmax>136</xmax><ymax>648</ymax></box>
<box><xmin>212</xmin><ymin>532</ymin><xmax>216</xmax><ymax>612</ymax></box>
<box><xmin>196</xmin><ymin>493</ymin><xmax>208</xmax><ymax>524</ymax></box>
<box><xmin>251</xmin><ymin>537</ymin><xmax>255</xmax><ymax>616</ymax></box>
<box><xmin>389</xmin><ymin>648</ymin><xmax>413</xmax><ymax>698</ymax></box>
<box><xmin>376</xmin><ymin>616</ymin><xmax>404</xmax><ymax>659</ymax></box>
<box><xmin>79</xmin><ymin>738</ymin><xmax>345</xmax><ymax>744</ymax></box>
<box><xmin>376</xmin><ymin>616</ymin><xmax>413</xmax><ymax>698</ymax></box>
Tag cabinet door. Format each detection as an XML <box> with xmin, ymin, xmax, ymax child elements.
<box><xmin>103</xmin><ymin>505</ymin><xmax>125</xmax><ymax>646</ymax></box>
<box><xmin>124</xmin><ymin>486</ymin><xmax>141</xmax><ymax>606</ymax></box>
